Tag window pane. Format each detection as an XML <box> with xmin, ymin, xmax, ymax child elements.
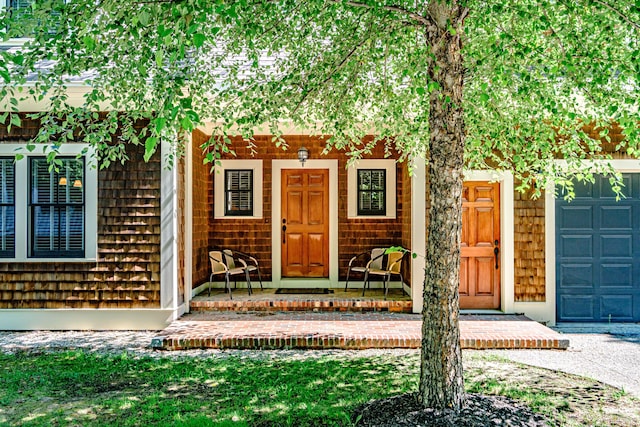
<box><xmin>357</xmin><ymin>169</ymin><xmax>386</xmax><ymax>215</ymax></box>
<box><xmin>29</xmin><ymin>157</ymin><xmax>85</xmax><ymax>257</ymax></box>
<box><xmin>225</xmin><ymin>169</ymin><xmax>253</xmax><ymax>216</ymax></box>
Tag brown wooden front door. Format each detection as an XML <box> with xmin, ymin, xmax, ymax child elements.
<box><xmin>281</xmin><ymin>169</ymin><xmax>329</xmax><ymax>277</ymax></box>
<box><xmin>460</xmin><ymin>181</ymin><xmax>501</xmax><ymax>309</ymax></box>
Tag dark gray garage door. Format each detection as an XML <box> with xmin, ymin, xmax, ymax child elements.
<box><xmin>556</xmin><ymin>173</ymin><xmax>640</xmax><ymax>322</ymax></box>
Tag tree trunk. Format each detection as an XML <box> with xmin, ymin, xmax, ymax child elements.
<box><xmin>418</xmin><ymin>1</ymin><xmax>468</xmax><ymax>411</ymax></box>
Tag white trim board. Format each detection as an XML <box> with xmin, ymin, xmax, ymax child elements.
<box><xmin>0</xmin><ymin>308</ymin><xmax>182</xmax><ymax>331</ymax></box>
<box><xmin>271</xmin><ymin>160</ymin><xmax>339</xmax><ymax>286</ymax></box>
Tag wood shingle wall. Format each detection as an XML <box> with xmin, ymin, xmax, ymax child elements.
<box><xmin>191</xmin><ymin>129</ymin><xmax>212</xmax><ymax>286</ymax></box>
<box><xmin>0</xmin><ymin>116</ymin><xmax>161</xmax><ymax>309</ymax></box>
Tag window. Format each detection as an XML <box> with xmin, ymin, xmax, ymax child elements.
<box><xmin>214</xmin><ymin>160</ymin><xmax>263</xmax><ymax>219</ymax></box>
<box><xmin>357</xmin><ymin>169</ymin><xmax>386</xmax><ymax>216</ymax></box>
<box><xmin>0</xmin><ymin>144</ymin><xmax>97</xmax><ymax>261</ymax></box>
<box><xmin>29</xmin><ymin>157</ymin><xmax>85</xmax><ymax>258</ymax></box>
<box><xmin>0</xmin><ymin>157</ymin><xmax>15</xmax><ymax>258</ymax></box>
<box><xmin>347</xmin><ymin>159</ymin><xmax>396</xmax><ymax>219</ymax></box>
<box><xmin>4</xmin><ymin>0</ymin><xmax>64</xmax><ymax>38</ymax></box>
<box><xmin>224</xmin><ymin>169</ymin><xmax>253</xmax><ymax>216</ymax></box>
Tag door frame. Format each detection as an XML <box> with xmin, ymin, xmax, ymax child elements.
<box><xmin>463</xmin><ymin>171</ymin><xmax>515</xmax><ymax>314</ymax></box>
<box><xmin>272</xmin><ymin>159</ymin><xmax>338</xmax><ymax>287</ymax></box>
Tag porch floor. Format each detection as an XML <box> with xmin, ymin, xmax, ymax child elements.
<box><xmin>190</xmin><ymin>287</ymin><xmax>413</xmax><ymax>313</ymax></box>
<box><xmin>151</xmin><ymin>312</ymin><xmax>569</xmax><ymax>351</ymax></box>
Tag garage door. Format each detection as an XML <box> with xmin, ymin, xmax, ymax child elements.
<box><xmin>556</xmin><ymin>174</ymin><xmax>640</xmax><ymax>322</ymax></box>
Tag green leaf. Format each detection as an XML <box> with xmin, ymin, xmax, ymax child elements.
<box><xmin>139</xmin><ymin>11</ymin><xmax>151</xmax><ymax>26</ymax></box>
<box><xmin>155</xmin><ymin>51</ymin><xmax>163</xmax><ymax>68</ymax></box>
<box><xmin>11</xmin><ymin>54</ymin><xmax>24</xmax><ymax>66</ymax></box>
<box><xmin>480</xmin><ymin>93</ymin><xmax>490</xmax><ymax>103</ymax></box>
<box><xmin>82</xmin><ymin>36</ymin><xmax>96</xmax><ymax>51</ymax></box>
<box><xmin>144</xmin><ymin>137</ymin><xmax>158</xmax><ymax>162</ymax></box>
<box><xmin>193</xmin><ymin>33</ymin><xmax>206</xmax><ymax>48</ymax></box>
<box><xmin>10</xmin><ymin>114</ymin><xmax>21</xmax><ymax>128</ymax></box>
<box><xmin>155</xmin><ymin>117</ymin><xmax>167</xmax><ymax>133</ymax></box>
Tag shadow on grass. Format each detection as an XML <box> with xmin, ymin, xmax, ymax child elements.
<box><xmin>0</xmin><ymin>351</ymin><xmax>418</xmax><ymax>426</ymax></box>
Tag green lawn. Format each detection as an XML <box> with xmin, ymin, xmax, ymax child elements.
<box><xmin>0</xmin><ymin>351</ymin><xmax>417</xmax><ymax>426</ymax></box>
<box><xmin>0</xmin><ymin>350</ymin><xmax>637</xmax><ymax>426</ymax></box>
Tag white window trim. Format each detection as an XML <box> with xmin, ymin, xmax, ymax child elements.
<box><xmin>347</xmin><ymin>159</ymin><xmax>396</xmax><ymax>219</ymax></box>
<box><xmin>1</xmin><ymin>143</ymin><xmax>97</xmax><ymax>262</ymax></box>
<box><xmin>214</xmin><ymin>159</ymin><xmax>263</xmax><ymax>219</ymax></box>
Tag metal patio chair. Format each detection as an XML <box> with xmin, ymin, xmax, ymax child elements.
<box><xmin>223</xmin><ymin>249</ymin><xmax>263</xmax><ymax>290</ymax></box>
<box><xmin>362</xmin><ymin>249</ymin><xmax>405</xmax><ymax>300</ymax></box>
<box><xmin>208</xmin><ymin>250</ymin><xmax>252</xmax><ymax>300</ymax></box>
<box><xmin>344</xmin><ymin>247</ymin><xmax>386</xmax><ymax>291</ymax></box>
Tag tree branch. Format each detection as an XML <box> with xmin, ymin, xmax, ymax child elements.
<box><xmin>591</xmin><ymin>0</ymin><xmax>640</xmax><ymax>31</ymax></box>
<box><xmin>327</xmin><ymin>0</ymin><xmax>434</xmax><ymax>27</ymax></box>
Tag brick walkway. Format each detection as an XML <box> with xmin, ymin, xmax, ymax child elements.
<box><xmin>151</xmin><ymin>312</ymin><xmax>569</xmax><ymax>351</ymax></box>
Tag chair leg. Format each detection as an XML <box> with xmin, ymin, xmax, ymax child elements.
<box><xmin>256</xmin><ymin>268</ymin><xmax>263</xmax><ymax>290</ymax></box>
<box><xmin>384</xmin><ymin>274</ymin><xmax>389</xmax><ymax>300</ymax></box>
<box><xmin>245</xmin><ymin>270</ymin><xmax>252</xmax><ymax>295</ymax></box>
<box><xmin>345</xmin><ymin>269</ymin><xmax>351</xmax><ymax>291</ymax></box>
<box><xmin>226</xmin><ymin>274</ymin><xmax>232</xmax><ymax>300</ymax></box>
<box><xmin>362</xmin><ymin>271</ymin><xmax>369</xmax><ymax>297</ymax></box>
<box><xmin>208</xmin><ymin>273</ymin><xmax>213</xmax><ymax>296</ymax></box>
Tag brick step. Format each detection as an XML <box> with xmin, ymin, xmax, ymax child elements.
<box><xmin>151</xmin><ymin>313</ymin><xmax>571</xmax><ymax>351</ymax></box>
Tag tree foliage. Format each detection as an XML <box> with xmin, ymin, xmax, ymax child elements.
<box><xmin>1</xmin><ymin>0</ymin><xmax>637</xmax><ymax>184</ymax></box>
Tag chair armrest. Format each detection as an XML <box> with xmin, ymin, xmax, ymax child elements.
<box><xmin>209</xmin><ymin>254</ymin><xmax>229</xmax><ymax>272</ymax></box>
<box><xmin>233</xmin><ymin>250</ymin><xmax>259</xmax><ymax>267</ymax></box>
<box><xmin>349</xmin><ymin>252</ymin><xmax>369</xmax><ymax>266</ymax></box>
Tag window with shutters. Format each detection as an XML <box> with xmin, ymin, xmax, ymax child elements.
<box><xmin>0</xmin><ymin>157</ymin><xmax>15</xmax><ymax>258</ymax></box>
<box><xmin>357</xmin><ymin>169</ymin><xmax>386</xmax><ymax>216</ymax></box>
<box><xmin>0</xmin><ymin>144</ymin><xmax>97</xmax><ymax>261</ymax></box>
<box><xmin>224</xmin><ymin>169</ymin><xmax>253</xmax><ymax>216</ymax></box>
<box><xmin>29</xmin><ymin>157</ymin><xmax>85</xmax><ymax>258</ymax></box>
<box><xmin>214</xmin><ymin>160</ymin><xmax>263</xmax><ymax>219</ymax></box>
<box><xmin>347</xmin><ymin>159</ymin><xmax>396</xmax><ymax>219</ymax></box>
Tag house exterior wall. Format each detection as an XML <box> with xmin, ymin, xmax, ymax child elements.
<box><xmin>191</xmin><ymin>129</ymin><xmax>212</xmax><ymax>286</ymax></box>
<box><xmin>202</xmin><ymin>134</ymin><xmax>408</xmax><ymax>286</ymax></box>
<box><xmin>0</xmin><ymin>116</ymin><xmax>162</xmax><ymax>309</ymax></box>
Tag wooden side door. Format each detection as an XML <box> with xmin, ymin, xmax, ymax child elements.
<box><xmin>281</xmin><ymin>169</ymin><xmax>329</xmax><ymax>277</ymax></box>
<box><xmin>460</xmin><ymin>181</ymin><xmax>501</xmax><ymax>309</ymax></box>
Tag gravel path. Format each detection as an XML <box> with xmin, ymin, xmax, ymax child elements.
<box><xmin>488</xmin><ymin>327</ymin><xmax>640</xmax><ymax>398</ymax></box>
<box><xmin>0</xmin><ymin>330</ymin><xmax>417</xmax><ymax>359</ymax></box>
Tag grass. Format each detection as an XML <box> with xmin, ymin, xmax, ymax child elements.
<box><xmin>0</xmin><ymin>351</ymin><xmax>417</xmax><ymax>426</ymax></box>
<box><xmin>0</xmin><ymin>350</ymin><xmax>638</xmax><ymax>426</ymax></box>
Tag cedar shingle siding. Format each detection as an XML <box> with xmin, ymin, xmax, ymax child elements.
<box><xmin>0</xmin><ymin>116</ymin><xmax>161</xmax><ymax>309</ymax></box>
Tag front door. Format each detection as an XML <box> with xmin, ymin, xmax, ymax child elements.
<box><xmin>281</xmin><ymin>169</ymin><xmax>329</xmax><ymax>277</ymax></box>
<box><xmin>460</xmin><ymin>181</ymin><xmax>501</xmax><ymax>309</ymax></box>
